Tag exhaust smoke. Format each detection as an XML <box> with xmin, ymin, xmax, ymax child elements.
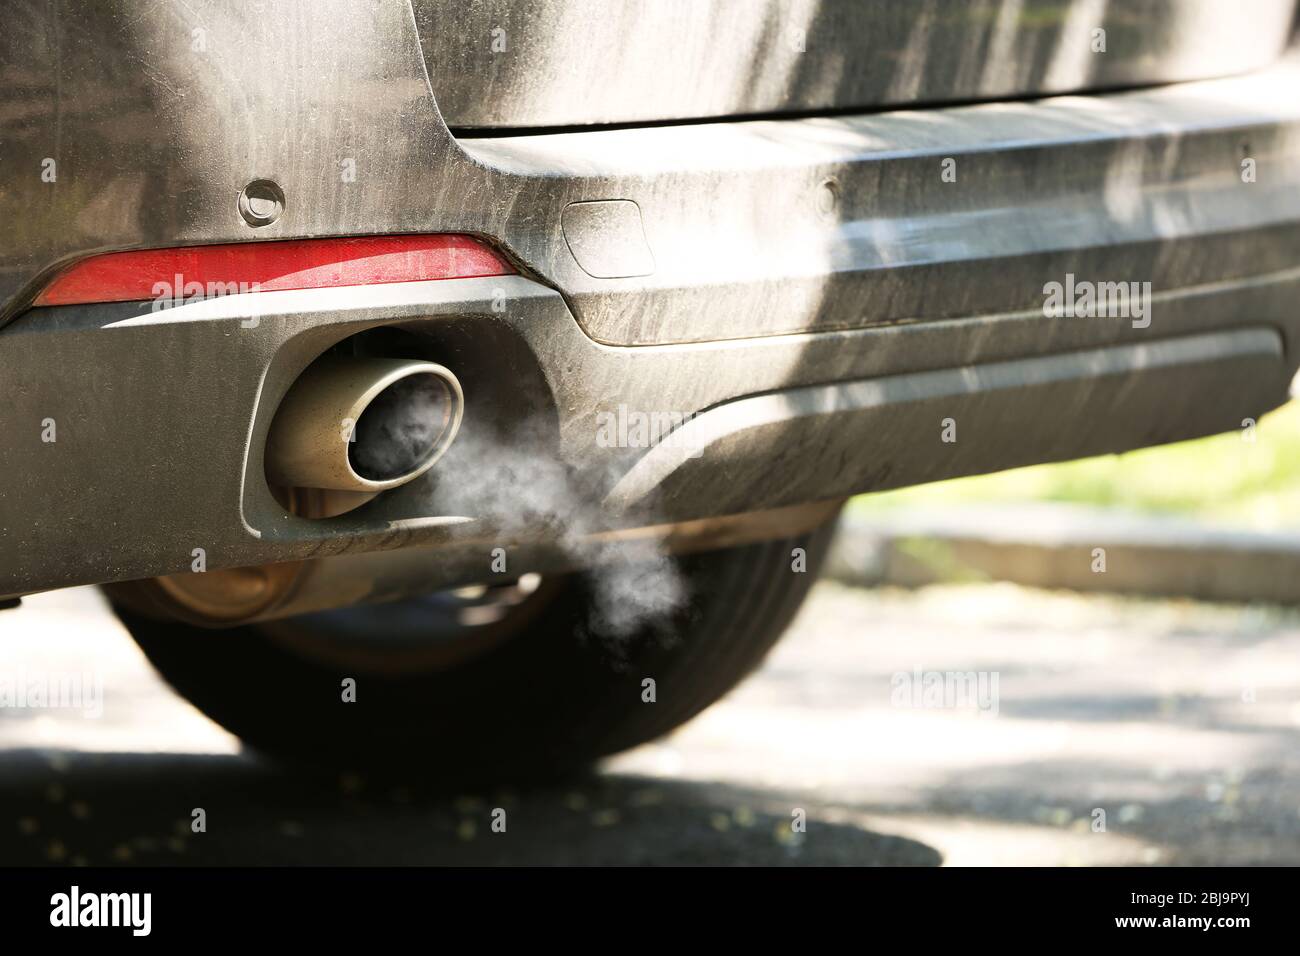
<box><xmin>267</xmin><ymin>350</ymin><xmax>685</xmax><ymax>635</ymax></box>
<box><xmin>427</xmin><ymin>423</ymin><xmax>688</xmax><ymax>641</ymax></box>
<box><xmin>350</xmin><ymin>374</ymin><xmax>455</xmax><ymax>482</ymax></box>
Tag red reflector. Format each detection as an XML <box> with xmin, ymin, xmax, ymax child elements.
<box><xmin>33</xmin><ymin>234</ymin><xmax>514</xmax><ymax>307</ymax></box>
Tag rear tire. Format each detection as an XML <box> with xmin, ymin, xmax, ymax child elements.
<box><xmin>110</xmin><ymin>513</ymin><xmax>839</xmax><ymax>779</ymax></box>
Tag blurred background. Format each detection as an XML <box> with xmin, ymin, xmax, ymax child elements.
<box><xmin>859</xmin><ymin>398</ymin><xmax>1300</xmax><ymax>529</ymax></box>
<box><xmin>830</xmin><ymin>390</ymin><xmax>1300</xmax><ymax>607</ymax></box>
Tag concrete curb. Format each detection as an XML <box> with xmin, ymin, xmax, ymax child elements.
<box><xmin>826</xmin><ymin>502</ymin><xmax>1300</xmax><ymax>604</ymax></box>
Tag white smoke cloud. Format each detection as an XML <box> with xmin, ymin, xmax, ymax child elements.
<box><xmin>424</xmin><ymin>422</ymin><xmax>688</xmax><ymax>641</ymax></box>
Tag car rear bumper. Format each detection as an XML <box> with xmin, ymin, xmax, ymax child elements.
<box><xmin>3</xmin><ymin>33</ymin><xmax>1300</xmax><ymax>597</ymax></box>
<box><xmin>4</xmin><ymin>265</ymin><xmax>1294</xmax><ymax>599</ymax></box>
<box><xmin>464</xmin><ymin>49</ymin><xmax>1300</xmax><ymax>346</ymax></box>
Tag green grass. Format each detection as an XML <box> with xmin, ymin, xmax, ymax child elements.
<box><xmin>850</xmin><ymin>400</ymin><xmax>1300</xmax><ymax>530</ymax></box>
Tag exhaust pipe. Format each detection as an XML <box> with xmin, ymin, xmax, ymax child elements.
<box><xmin>266</xmin><ymin>356</ymin><xmax>463</xmax><ymax>514</ymax></box>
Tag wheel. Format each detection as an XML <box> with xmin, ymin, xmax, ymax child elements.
<box><xmin>108</xmin><ymin>512</ymin><xmax>840</xmax><ymax>779</ymax></box>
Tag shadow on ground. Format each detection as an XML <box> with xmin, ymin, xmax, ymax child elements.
<box><xmin>0</xmin><ymin>748</ymin><xmax>939</xmax><ymax>866</ymax></box>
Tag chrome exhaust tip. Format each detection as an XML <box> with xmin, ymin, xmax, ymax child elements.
<box><xmin>266</xmin><ymin>357</ymin><xmax>463</xmax><ymax>511</ymax></box>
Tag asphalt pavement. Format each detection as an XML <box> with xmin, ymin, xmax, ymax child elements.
<box><xmin>2</xmin><ymin>581</ymin><xmax>1299</xmax><ymax>865</ymax></box>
